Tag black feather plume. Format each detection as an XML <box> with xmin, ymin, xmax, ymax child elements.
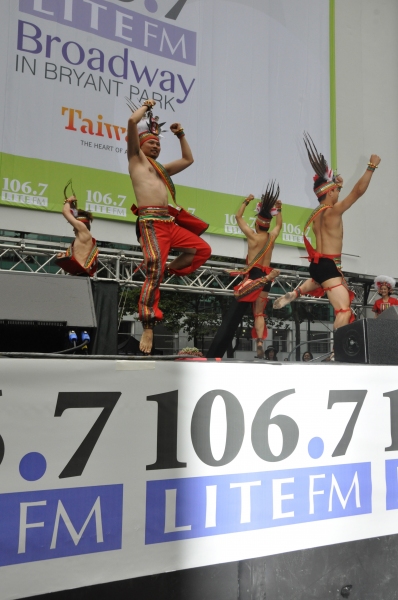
<box><xmin>303</xmin><ymin>132</ymin><xmax>330</xmax><ymax>179</ymax></box>
<box><xmin>259</xmin><ymin>180</ymin><xmax>280</xmax><ymax>217</ymax></box>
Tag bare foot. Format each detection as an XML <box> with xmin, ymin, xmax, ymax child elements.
<box><xmin>256</xmin><ymin>339</ymin><xmax>264</xmax><ymax>359</ymax></box>
<box><xmin>273</xmin><ymin>290</ymin><xmax>297</xmax><ymax>310</ymax></box>
<box><xmin>266</xmin><ymin>268</ymin><xmax>280</xmax><ymax>281</ymax></box>
<box><xmin>140</xmin><ymin>328</ymin><xmax>153</xmax><ymax>354</ymax></box>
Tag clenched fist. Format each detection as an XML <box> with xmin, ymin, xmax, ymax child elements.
<box><xmin>369</xmin><ymin>154</ymin><xmax>381</xmax><ymax>167</ymax></box>
<box><xmin>170</xmin><ymin>122</ymin><xmax>183</xmax><ymax>134</ymax></box>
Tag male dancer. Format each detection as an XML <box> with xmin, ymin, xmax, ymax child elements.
<box><xmin>231</xmin><ymin>183</ymin><xmax>281</xmax><ymax>358</ymax></box>
<box><xmin>274</xmin><ymin>135</ymin><xmax>380</xmax><ymax>329</ymax></box>
<box><xmin>56</xmin><ymin>196</ymin><xmax>98</xmax><ymax>276</ymax></box>
<box><xmin>127</xmin><ymin>99</ymin><xmax>211</xmax><ymax>354</ymax></box>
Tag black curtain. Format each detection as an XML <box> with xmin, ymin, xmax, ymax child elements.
<box><xmin>90</xmin><ymin>281</ymin><xmax>119</xmax><ymax>355</ymax></box>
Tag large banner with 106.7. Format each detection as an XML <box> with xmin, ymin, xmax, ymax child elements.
<box><xmin>0</xmin><ymin>360</ymin><xmax>397</xmax><ymax>599</ymax></box>
<box><xmin>0</xmin><ymin>0</ymin><xmax>329</xmax><ymax>247</ymax></box>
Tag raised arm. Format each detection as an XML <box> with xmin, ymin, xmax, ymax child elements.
<box><xmin>163</xmin><ymin>123</ymin><xmax>194</xmax><ymax>176</ymax></box>
<box><xmin>269</xmin><ymin>199</ymin><xmax>282</xmax><ymax>239</ymax></box>
<box><xmin>62</xmin><ymin>198</ymin><xmax>91</xmax><ymax>240</ymax></box>
<box><xmin>127</xmin><ymin>100</ymin><xmax>155</xmax><ymax>161</ymax></box>
<box><xmin>334</xmin><ymin>154</ymin><xmax>381</xmax><ymax>215</ymax></box>
<box><xmin>235</xmin><ymin>194</ymin><xmax>257</xmax><ymax>240</ymax></box>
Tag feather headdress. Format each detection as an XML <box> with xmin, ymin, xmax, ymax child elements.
<box><xmin>374</xmin><ymin>275</ymin><xmax>396</xmax><ymax>293</ymax></box>
<box><xmin>304</xmin><ymin>132</ymin><xmax>338</xmax><ymax>199</ymax></box>
<box><xmin>255</xmin><ymin>180</ymin><xmax>280</xmax><ymax>230</ymax></box>
<box><xmin>126</xmin><ymin>97</ymin><xmax>166</xmax><ymax>145</ymax></box>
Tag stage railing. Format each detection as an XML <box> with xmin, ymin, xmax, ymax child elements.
<box><xmin>0</xmin><ymin>235</ymin><xmax>379</xmax><ymax>318</ymax></box>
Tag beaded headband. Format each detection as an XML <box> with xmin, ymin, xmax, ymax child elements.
<box><xmin>256</xmin><ymin>214</ymin><xmax>272</xmax><ymax>229</ymax></box>
<box><xmin>139</xmin><ymin>131</ymin><xmax>159</xmax><ymax>146</ymax></box>
<box><xmin>314</xmin><ymin>180</ymin><xmax>338</xmax><ymax>198</ymax></box>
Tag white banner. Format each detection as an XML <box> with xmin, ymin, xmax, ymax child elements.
<box><xmin>0</xmin><ymin>0</ymin><xmax>330</xmax><ymax>243</ymax></box>
<box><xmin>0</xmin><ymin>359</ymin><xmax>397</xmax><ymax>599</ymax></box>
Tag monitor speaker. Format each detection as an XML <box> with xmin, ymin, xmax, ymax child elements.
<box><xmin>334</xmin><ymin>318</ymin><xmax>398</xmax><ymax>365</ymax></box>
<box><xmin>378</xmin><ymin>305</ymin><xmax>398</xmax><ymax>320</ymax></box>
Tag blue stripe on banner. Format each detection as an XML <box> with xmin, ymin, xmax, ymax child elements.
<box><xmin>0</xmin><ymin>485</ymin><xmax>123</xmax><ymax>566</ymax></box>
<box><xmin>145</xmin><ymin>463</ymin><xmax>371</xmax><ymax>544</ymax></box>
<box><xmin>385</xmin><ymin>459</ymin><xmax>398</xmax><ymax>510</ymax></box>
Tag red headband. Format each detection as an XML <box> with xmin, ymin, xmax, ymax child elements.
<box><xmin>139</xmin><ymin>132</ymin><xmax>159</xmax><ymax>147</ymax></box>
<box><xmin>256</xmin><ymin>215</ymin><xmax>271</xmax><ymax>229</ymax></box>
<box><xmin>314</xmin><ymin>180</ymin><xmax>338</xmax><ymax>198</ymax></box>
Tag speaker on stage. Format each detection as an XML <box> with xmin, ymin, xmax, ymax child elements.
<box><xmin>334</xmin><ymin>317</ymin><xmax>398</xmax><ymax>365</ymax></box>
<box><xmin>378</xmin><ymin>305</ymin><xmax>398</xmax><ymax>320</ymax></box>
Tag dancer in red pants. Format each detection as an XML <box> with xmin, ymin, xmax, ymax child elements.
<box><xmin>127</xmin><ymin>99</ymin><xmax>211</xmax><ymax>353</ymax></box>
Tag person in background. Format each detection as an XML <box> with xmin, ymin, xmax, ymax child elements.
<box><xmin>302</xmin><ymin>351</ymin><xmax>313</xmax><ymax>361</ymax></box>
<box><xmin>264</xmin><ymin>346</ymin><xmax>278</xmax><ymax>361</ymax></box>
<box><xmin>372</xmin><ymin>276</ymin><xmax>398</xmax><ymax>317</ymax></box>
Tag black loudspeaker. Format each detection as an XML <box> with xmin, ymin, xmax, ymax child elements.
<box><xmin>378</xmin><ymin>305</ymin><xmax>398</xmax><ymax>320</ymax></box>
<box><xmin>334</xmin><ymin>318</ymin><xmax>398</xmax><ymax>364</ymax></box>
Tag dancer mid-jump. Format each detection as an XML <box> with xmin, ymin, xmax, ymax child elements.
<box><xmin>56</xmin><ymin>184</ymin><xmax>98</xmax><ymax>277</ymax></box>
<box><xmin>231</xmin><ymin>183</ymin><xmax>282</xmax><ymax>358</ymax></box>
<box><xmin>274</xmin><ymin>134</ymin><xmax>380</xmax><ymax>329</ymax></box>
<box><xmin>127</xmin><ymin>99</ymin><xmax>211</xmax><ymax>354</ymax></box>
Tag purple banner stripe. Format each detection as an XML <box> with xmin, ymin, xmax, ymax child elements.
<box><xmin>19</xmin><ymin>0</ymin><xmax>196</xmax><ymax>66</ymax></box>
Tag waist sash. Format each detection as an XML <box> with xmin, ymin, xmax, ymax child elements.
<box><xmin>228</xmin><ymin>236</ymin><xmax>274</xmax><ymax>277</ymax></box>
<box><xmin>138</xmin><ymin>206</ymin><xmax>174</xmax><ymax>223</ymax></box>
<box><xmin>56</xmin><ymin>239</ymin><xmax>99</xmax><ymax>277</ymax></box>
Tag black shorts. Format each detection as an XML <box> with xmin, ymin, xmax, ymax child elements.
<box><xmin>248</xmin><ymin>267</ymin><xmax>272</xmax><ymax>292</ymax></box>
<box><xmin>136</xmin><ymin>218</ymin><xmax>141</xmax><ymax>241</ymax></box>
<box><xmin>309</xmin><ymin>258</ymin><xmax>341</xmax><ymax>285</ymax></box>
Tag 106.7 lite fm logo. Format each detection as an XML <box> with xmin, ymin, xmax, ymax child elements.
<box><xmin>144</xmin><ymin>387</ymin><xmax>398</xmax><ymax>544</ymax></box>
<box><xmin>0</xmin><ymin>391</ymin><xmax>123</xmax><ymax>567</ymax></box>
<box><xmin>3</xmin><ymin>382</ymin><xmax>398</xmax><ymax>565</ymax></box>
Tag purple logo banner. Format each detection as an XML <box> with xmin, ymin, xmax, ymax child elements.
<box><xmin>0</xmin><ymin>484</ymin><xmax>123</xmax><ymax>566</ymax></box>
<box><xmin>146</xmin><ymin>463</ymin><xmax>372</xmax><ymax>544</ymax></box>
<box><xmin>19</xmin><ymin>0</ymin><xmax>196</xmax><ymax>65</ymax></box>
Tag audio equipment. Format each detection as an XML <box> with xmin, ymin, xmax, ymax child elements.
<box><xmin>334</xmin><ymin>318</ymin><xmax>398</xmax><ymax>364</ymax></box>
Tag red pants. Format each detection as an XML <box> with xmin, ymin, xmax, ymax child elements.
<box><xmin>139</xmin><ymin>219</ymin><xmax>211</xmax><ymax>326</ymax></box>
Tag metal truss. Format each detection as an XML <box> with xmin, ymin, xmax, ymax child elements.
<box><xmin>0</xmin><ymin>235</ymin><xmax>377</xmax><ymax>313</ymax></box>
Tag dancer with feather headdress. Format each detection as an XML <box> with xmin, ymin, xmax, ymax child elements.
<box><xmin>273</xmin><ymin>133</ymin><xmax>380</xmax><ymax>330</ymax></box>
<box><xmin>229</xmin><ymin>182</ymin><xmax>282</xmax><ymax>358</ymax></box>
<box><xmin>127</xmin><ymin>99</ymin><xmax>211</xmax><ymax>354</ymax></box>
<box><xmin>56</xmin><ymin>180</ymin><xmax>98</xmax><ymax>277</ymax></box>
